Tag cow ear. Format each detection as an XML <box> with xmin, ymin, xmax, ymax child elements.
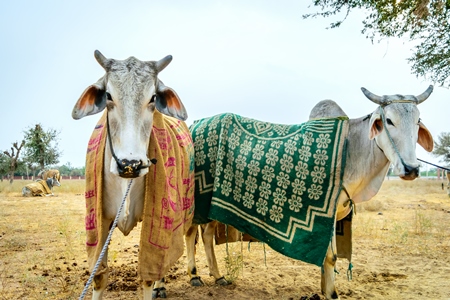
<box><xmin>418</xmin><ymin>121</ymin><xmax>434</xmax><ymax>152</ymax></box>
<box><xmin>72</xmin><ymin>76</ymin><xmax>107</xmax><ymax>120</ymax></box>
<box><xmin>155</xmin><ymin>80</ymin><xmax>188</xmax><ymax>121</ymax></box>
<box><xmin>368</xmin><ymin>113</ymin><xmax>383</xmax><ymax>140</ymax></box>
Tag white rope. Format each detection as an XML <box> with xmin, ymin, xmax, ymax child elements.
<box><xmin>79</xmin><ymin>179</ymin><xmax>134</xmax><ymax>300</ymax></box>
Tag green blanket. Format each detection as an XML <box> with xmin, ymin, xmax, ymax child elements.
<box><xmin>191</xmin><ymin>113</ymin><xmax>348</xmax><ymax>266</ymax></box>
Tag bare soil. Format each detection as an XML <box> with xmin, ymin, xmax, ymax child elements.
<box><xmin>1</xmin><ymin>179</ymin><xmax>450</xmax><ymax>299</ymax></box>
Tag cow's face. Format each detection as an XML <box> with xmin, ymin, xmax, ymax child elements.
<box><xmin>367</xmin><ymin>102</ymin><xmax>433</xmax><ymax>181</ymax></box>
<box><xmin>72</xmin><ymin>50</ymin><xmax>187</xmax><ymax>178</ymax></box>
<box><xmin>51</xmin><ymin>175</ymin><xmax>61</xmax><ymax>187</ymax></box>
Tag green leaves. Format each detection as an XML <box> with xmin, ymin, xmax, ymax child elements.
<box><xmin>304</xmin><ymin>0</ymin><xmax>450</xmax><ymax>87</ymax></box>
<box><xmin>23</xmin><ymin>124</ymin><xmax>61</xmax><ymax>170</ymax></box>
<box><xmin>432</xmin><ymin>132</ymin><xmax>450</xmax><ymax>165</ymax></box>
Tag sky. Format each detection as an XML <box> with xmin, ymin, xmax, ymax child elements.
<box><xmin>0</xmin><ymin>1</ymin><xmax>447</xmax><ymax>171</ymax></box>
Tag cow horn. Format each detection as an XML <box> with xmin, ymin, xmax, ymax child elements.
<box><xmin>361</xmin><ymin>87</ymin><xmax>384</xmax><ymax>105</ymax></box>
<box><xmin>415</xmin><ymin>85</ymin><xmax>433</xmax><ymax>104</ymax></box>
<box><xmin>155</xmin><ymin>55</ymin><xmax>173</xmax><ymax>73</ymax></box>
<box><xmin>94</xmin><ymin>50</ymin><xmax>112</xmax><ymax>70</ymax></box>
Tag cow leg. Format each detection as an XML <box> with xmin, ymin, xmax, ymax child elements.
<box><xmin>201</xmin><ymin>221</ymin><xmax>228</xmax><ymax>285</ymax></box>
<box><xmin>92</xmin><ymin>219</ymin><xmax>112</xmax><ymax>300</ymax></box>
<box><xmin>185</xmin><ymin>223</ymin><xmax>204</xmax><ymax>286</ymax></box>
<box><xmin>321</xmin><ymin>233</ymin><xmax>339</xmax><ymax>300</ymax></box>
<box><xmin>92</xmin><ymin>271</ymin><xmax>108</xmax><ymax>300</ymax></box>
<box><xmin>142</xmin><ymin>280</ymin><xmax>154</xmax><ymax>299</ymax></box>
<box><xmin>149</xmin><ymin>278</ymin><xmax>166</xmax><ymax>299</ymax></box>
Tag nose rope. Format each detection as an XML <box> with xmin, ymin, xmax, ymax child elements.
<box><xmin>378</xmin><ymin>107</ymin><xmax>408</xmax><ymax>168</ymax></box>
<box><xmin>106</xmin><ymin>113</ymin><xmax>157</xmax><ymax>173</ymax></box>
<box><xmin>79</xmin><ymin>179</ymin><xmax>133</xmax><ymax>300</ymax></box>
<box><xmin>106</xmin><ymin>113</ymin><xmax>123</xmax><ymax>166</ymax></box>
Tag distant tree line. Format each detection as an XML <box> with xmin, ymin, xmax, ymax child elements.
<box><xmin>419</xmin><ymin>167</ymin><xmax>438</xmax><ymax>178</ymax></box>
<box><xmin>0</xmin><ymin>123</ymin><xmax>84</xmax><ymax>183</ymax></box>
<box><xmin>0</xmin><ymin>159</ymin><xmax>85</xmax><ymax>180</ymax></box>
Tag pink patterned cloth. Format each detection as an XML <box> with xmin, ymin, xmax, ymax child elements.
<box><xmin>84</xmin><ymin>110</ymin><xmax>195</xmax><ymax>281</ymax></box>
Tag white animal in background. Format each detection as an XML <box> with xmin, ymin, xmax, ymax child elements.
<box><xmin>22</xmin><ymin>175</ymin><xmax>60</xmax><ymax>197</ymax></box>
<box><xmin>185</xmin><ymin>85</ymin><xmax>434</xmax><ymax>300</ymax></box>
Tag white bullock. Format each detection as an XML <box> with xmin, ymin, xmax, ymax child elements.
<box><xmin>185</xmin><ymin>86</ymin><xmax>434</xmax><ymax>300</ymax></box>
<box><xmin>38</xmin><ymin>169</ymin><xmax>61</xmax><ymax>183</ymax></box>
<box><xmin>72</xmin><ymin>50</ymin><xmax>192</xmax><ymax>299</ymax></box>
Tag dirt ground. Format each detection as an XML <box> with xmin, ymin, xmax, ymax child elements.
<box><xmin>1</xmin><ymin>178</ymin><xmax>450</xmax><ymax>300</ymax></box>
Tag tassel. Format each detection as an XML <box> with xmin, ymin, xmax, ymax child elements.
<box><xmin>347</xmin><ymin>262</ymin><xmax>353</xmax><ymax>281</ymax></box>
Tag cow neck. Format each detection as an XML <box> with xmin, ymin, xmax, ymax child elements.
<box><xmin>342</xmin><ymin>116</ymin><xmax>389</xmax><ymax>204</ymax></box>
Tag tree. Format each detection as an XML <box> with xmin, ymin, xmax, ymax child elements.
<box><xmin>23</xmin><ymin>124</ymin><xmax>61</xmax><ymax>171</ymax></box>
<box><xmin>3</xmin><ymin>140</ymin><xmax>25</xmax><ymax>183</ymax></box>
<box><xmin>432</xmin><ymin>132</ymin><xmax>450</xmax><ymax>166</ymax></box>
<box><xmin>55</xmin><ymin>163</ymin><xmax>85</xmax><ymax>177</ymax></box>
<box><xmin>0</xmin><ymin>152</ymin><xmax>10</xmax><ymax>182</ymax></box>
<box><xmin>24</xmin><ymin>161</ymin><xmax>40</xmax><ymax>179</ymax></box>
<box><xmin>58</xmin><ymin>163</ymin><xmax>72</xmax><ymax>177</ymax></box>
<box><xmin>304</xmin><ymin>0</ymin><xmax>450</xmax><ymax>87</ymax></box>
<box><xmin>71</xmin><ymin>166</ymin><xmax>86</xmax><ymax>177</ymax></box>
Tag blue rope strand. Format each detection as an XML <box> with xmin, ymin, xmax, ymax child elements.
<box><xmin>79</xmin><ymin>179</ymin><xmax>133</xmax><ymax>300</ymax></box>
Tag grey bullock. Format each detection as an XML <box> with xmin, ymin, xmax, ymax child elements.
<box><xmin>184</xmin><ymin>86</ymin><xmax>434</xmax><ymax>300</ymax></box>
<box><xmin>22</xmin><ymin>175</ymin><xmax>60</xmax><ymax>197</ymax></box>
<box><xmin>72</xmin><ymin>50</ymin><xmax>190</xmax><ymax>300</ymax></box>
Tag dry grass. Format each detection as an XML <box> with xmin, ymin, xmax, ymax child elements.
<box><xmin>1</xmin><ymin>178</ymin><xmax>449</xmax><ymax>299</ymax></box>
<box><xmin>353</xmin><ymin>178</ymin><xmax>450</xmax><ymax>258</ymax></box>
<box><xmin>223</xmin><ymin>239</ymin><xmax>244</xmax><ymax>284</ymax></box>
<box><xmin>0</xmin><ymin>180</ymin><xmax>86</xmax><ymax>299</ymax></box>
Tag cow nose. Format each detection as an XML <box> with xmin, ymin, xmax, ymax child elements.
<box><xmin>403</xmin><ymin>163</ymin><xmax>419</xmax><ymax>178</ymax></box>
<box><xmin>117</xmin><ymin>159</ymin><xmax>144</xmax><ymax>178</ymax></box>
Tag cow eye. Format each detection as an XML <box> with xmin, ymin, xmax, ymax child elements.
<box><xmin>150</xmin><ymin>94</ymin><xmax>157</xmax><ymax>104</ymax></box>
<box><xmin>386</xmin><ymin>118</ymin><xmax>394</xmax><ymax>126</ymax></box>
<box><xmin>106</xmin><ymin>92</ymin><xmax>113</xmax><ymax>101</ymax></box>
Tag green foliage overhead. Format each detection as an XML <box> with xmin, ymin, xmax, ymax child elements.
<box><xmin>304</xmin><ymin>0</ymin><xmax>450</xmax><ymax>86</ymax></box>
<box><xmin>432</xmin><ymin>132</ymin><xmax>450</xmax><ymax>166</ymax></box>
<box><xmin>23</xmin><ymin>124</ymin><xmax>61</xmax><ymax>170</ymax></box>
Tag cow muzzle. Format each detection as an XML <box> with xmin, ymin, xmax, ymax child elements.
<box><xmin>106</xmin><ymin>114</ymin><xmax>158</xmax><ymax>178</ymax></box>
<box><xmin>400</xmin><ymin>163</ymin><xmax>419</xmax><ymax>181</ymax></box>
<box><xmin>116</xmin><ymin>158</ymin><xmax>157</xmax><ymax>178</ymax></box>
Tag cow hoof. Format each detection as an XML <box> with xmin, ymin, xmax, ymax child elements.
<box><xmin>152</xmin><ymin>287</ymin><xmax>167</xmax><ymax>299</ymax></box>
<box><xmin>190</xmin><ymin>276</ymin><xmax>204</xmax><ymax>287</ymax></box>
<box><xmin>215</xmin><ymin>276</ymin><xmax>229</xmax><ymax>286</ymax></box>
<box><xmin>322</xmin><ymin>289</ymin><xmax>339</xmax><ymax>300</ymax></box>
<box><xmin>300</xmin><ymin>293</ymin><xmax>321</xmax><ymax>300</ymax></box>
